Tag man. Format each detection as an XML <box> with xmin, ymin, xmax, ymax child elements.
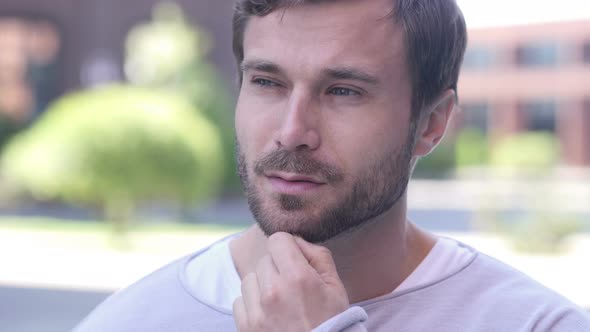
<box><xmin>75</xmin><ymin>0</ymin><xmax>590</xmax><ymax>331</ymax></box>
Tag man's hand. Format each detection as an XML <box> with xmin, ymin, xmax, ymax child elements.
<box><xmin>233</xmin><ymin>232</ymin><xmax>349</xmax><ymax>332</ymax></box>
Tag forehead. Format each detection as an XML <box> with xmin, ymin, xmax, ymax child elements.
<box><xmin>242</xmin><ymin>0</ymin><xmax>406</xmax><ymax>80</ymax></box>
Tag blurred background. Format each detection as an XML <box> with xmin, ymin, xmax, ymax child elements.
<box><xmin>0</xmin><ymin>0</ymin><xmax>588</xmax><ymax>331</ymax></box>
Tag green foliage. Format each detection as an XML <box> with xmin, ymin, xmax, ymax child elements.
<box><xmin>125</xmin><ymin>2</ymin><xmax>209</xmax><ymax>86</ymax></box>
<box><xmin>1</xmin><ymin>85</ymin><xmax>224</xmax><ymax>215</ymax></box>
<box><xmin>475</xmin><ymin>131</ymin><xmax>575</xmax><ymax>254</ymax></box>
<box><xmin>125</xmin><ymin>2</ymin><xmax>239</xmax><ymax>193</ymax></box>
<box><xmin>491</xmin><ymin>132</ymin><xmax>559</xmax><ymax>171</ymax></box>
<box><xmin>455</xmin><ymin>127</ymin><xmax>488</xmax><ymax>168</ymax></box>
<box><xmin>413</xmin><ymin>141</ymin><xmax>455</xmax><ymax>179</ymax></box>
<box><xmin>484</xmin><ymin>212</ymin><xmax>583</xmax><ymax>254</ymax></box>
<box><xmin>0</xmin><ymin>114</ymin><xmax>25</xmax><ymax>152</ymax></box>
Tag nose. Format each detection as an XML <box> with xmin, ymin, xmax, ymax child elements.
<box><xmin>274</xmin><ymin>89</ymin><xmax>321</xmax><ymax>152</ymax></box>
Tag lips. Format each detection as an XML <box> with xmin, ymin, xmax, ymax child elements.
<box><xmin>265</xmin><ymin>172</ymin><xmax>325</xmax><ymax>194</ymax></box>
<box><xmin>266</xmin><ymin>172</ymin><xmax>324</xmax><ymax>184</ymax></box>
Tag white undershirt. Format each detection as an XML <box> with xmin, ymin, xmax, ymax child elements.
<box><xmin>184</xmin><ymin>236</ymin><xmax>474</xmax><ymax>310</ymax></box>
<box><xmin>185</xmin><ymin>235</ymin><xmax>242</xmax><ymax>310</ymax></box>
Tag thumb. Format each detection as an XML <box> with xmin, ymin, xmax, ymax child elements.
<box><xmin>294</xmin><ymin>237</ymin><xmax>341</xmax><ymax>284</ymax></box>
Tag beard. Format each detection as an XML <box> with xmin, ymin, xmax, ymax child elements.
<box><xmin>236</xmin><ymin>130</ymin><xmax>414</xmax><ymax>243</ymax></box>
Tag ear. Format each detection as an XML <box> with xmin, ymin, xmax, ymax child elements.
<box><xmin>413</xmin><ymin>89</ymin><xmax>456</xmax><ymax>157</ymax></box>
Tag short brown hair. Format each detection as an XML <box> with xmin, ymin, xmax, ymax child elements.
<box><xmin>232</xmin><ymin>0</ymin><xmax>467</xmax><ymax>121</ymax></box>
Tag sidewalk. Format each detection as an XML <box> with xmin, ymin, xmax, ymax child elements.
<box><xmin>409</xmin><ymin>178</ymin><xmax>590</xmax><ymax>213</ymax></box>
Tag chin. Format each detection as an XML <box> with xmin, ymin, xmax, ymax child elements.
<box><xmin>254</xmin><ymin>206</ymin><xmax>324</xmax><ymax>242</ymax></box>
<box><xmin>248</xmin><ymin>189</ymin><xmax>353</xmax><ymax>244</ymax></box>
<box><xmin>255</xmin><ymin>212</ymin><xmax>347</xmax><ymax>244</ymax></box>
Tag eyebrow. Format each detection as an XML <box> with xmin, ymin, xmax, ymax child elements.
<box><xmin>322</xmin><ymin>67</ymin><xmax>380</xmax><ymax>86</ymax></box>
<box><xmin>240</xmin><ymin>59</ymin><xmax>380</xmax><ymax>86</ymax></box>
<box><xmin>240</xmin><ymin>59</ymin><xmax>283</xmax><ymax>75</ymax></box>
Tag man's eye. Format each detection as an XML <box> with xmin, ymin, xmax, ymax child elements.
<box><xmin>328</xmin><ymin>87</ymin><xmax>360</xmax><ymax>96</ymax></box>
<box><xmin>252</xmin><ymin>78</ymin><xmax>278</xmax><ymax>88</ymax></box>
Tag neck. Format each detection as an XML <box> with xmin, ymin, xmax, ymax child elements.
<box><xmin>230</xmin><ymin>194</ymin><xmax>437</xmax><ymax>304</ymax></box>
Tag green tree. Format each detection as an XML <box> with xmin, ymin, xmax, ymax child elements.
<box><xmin>455</xmin><ymin>127</ymin><xmax>488</xmax><ymax>168</ymax></box>
<box><xmin>413</xmin><ymin>141</ymin><xmax>455</xmax><ymax>179</ymax></box>
<box><xmin>490</xmin><ymin>131</ymin><xmax>559</xmax><ymax>173</ymax></box>
<box><xmin>125</xmin><ymin>2</ymin><xmax>239</xmax><ymax>193</ymax></box>
<box><xmin>481</xmin><ymin>132</ymin><xmax>581</xmax><ymax>253</ymax></box>
<box><xmin>1</xmin><ymin>85</ymin><xmax>224</xmax><ymax>236</ymax></box>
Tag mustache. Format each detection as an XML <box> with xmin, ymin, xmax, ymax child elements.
<box><xmin>253</xmin><ymin>149</ymin><xmax>343</xmax><ymax>183</ymax></box>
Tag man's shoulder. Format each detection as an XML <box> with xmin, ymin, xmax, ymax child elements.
<box><xmin>364</xmin><ymin>247</ymin><xmax>590</xmax><ymax>331</ymax></box>
<box><xmin>73</xmin><ymin>248</ymin><xmax>235</xmax><ymax>332</ymax></box>
<box><xmin>455</xmin><ymin>251</ymin><xmax>590</xmax><ymax>330</ymax></box>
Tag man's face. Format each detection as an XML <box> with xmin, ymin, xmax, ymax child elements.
<box><xmin>235</xmin><ymin>0</ymin><xmax>415</xmax><ymax>243</ymax></box>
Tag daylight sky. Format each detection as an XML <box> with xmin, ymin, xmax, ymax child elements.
<box><xmin>457</xmin><ymin>0</ymin><xmax>590</xmax><ymax>28</ymax></box>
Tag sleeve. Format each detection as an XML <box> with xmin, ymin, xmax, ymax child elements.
<box><xmin>311</xmin><ymin>306</ymin><xmax>368</xmax><ymax>332</ymax></box>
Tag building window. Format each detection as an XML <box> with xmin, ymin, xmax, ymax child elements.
<box><xmin>0</xmin><ymin>17</ymin><xmax>61</xmax><ymax>124</ymax></box>
<box><xmin>460</xmin><ymin>102</ymin><xmax>489</xmax><ymax>133</ymax></box>
<box><xmin>583</xmin><ymin>41</ymin><xmax>590</xmax><ymax>64</ymax></box>
<box><xmin>462</xmin><ymin>46</ymin><xmax>495</xmax><ymax>70</ymax></box>
<box><xmin>519</xmin><ymin>100</ymin><xmax>557</xmax><ymax>132</ymax></box>
<box><xmin>515</xmin><ymin>41</ymin><xmax>559</xmax><ymax>67</ymax></box>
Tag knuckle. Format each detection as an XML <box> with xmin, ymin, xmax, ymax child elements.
<box><xmin>316</xmin><ymin>245</ymin><xmax>333</xmax><ymax>258</ymax></box>
<box><xmin>236</xmin><ymin>317</ymin><xmax>248</xmax><ymax>331</ymax></box>
<box><xmin>259</xmin><ymin>286</ymin><xmax>280</xmax><ymax>306</ymax></box>
<box><xmin>232</xmin><ymin>296</ymin><xmax>242</xmax><ymax>309</ymax></box>
<box><xmin>235</xmin><ymin>320</ymin><xmax>248</xmax><ymax>332</ymax></box>
<box><xmin>233</xmin><ymin>298</ymin><xmax>249</xmax><ymax>331</ymax></box>
<box><xmin>250</xmin><ymin>312</ymin><xmax>267</xmax><ymax>328</ymax></box>
<box><xmin>288</xmin><ymin>271</ymin><xmax>309</xmax><ymax>287</ymax></box>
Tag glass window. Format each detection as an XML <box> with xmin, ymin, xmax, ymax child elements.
<box><xmin>462</xmin><ymin>46</ymin><xmax>494</xmax><ymax>70</ymax></box>
<box><xmin>0</xmin><ymin>17</ymin><xmax>61</xmax><ymax>124</ymax></box>
<box><xmin>519</xmin><ymin>100</ymin><xmax>557</xmax><ymax>132</ymax></box>
<box><xmin>583</xmin><ymin>41</ymin><xmax>590</xmax><ymax>64</ymax></box>
<box><xmin>515</xmin><ymin>41</ymin><xmax>559</xmax><ymax>67</ymax></box>
<box><xmin>460</xmin><ymin>102</ymin><xmax>489</xmax><ymax>133</ymax></box>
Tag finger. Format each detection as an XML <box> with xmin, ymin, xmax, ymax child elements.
<box><xmin>256</xmin><ymin>254</ymin><xmax>279</xmax><ymax>291</ymax></box>
<box><xmin>240</xmin><ymin>272</ymin><xmax>262</xmax><ymax>319</ymax></box>
<box><xmin>267</xmin><ymin>232</ymin><xmax>310</xmax><ymax>275</ymax></box>
<box><xmin>294</xmin><ymin>236</ymin><xmax>340</xmax><ymax>282</ymax></box>
<box><xmin>232</xmin><ymin>296</ymin><xmax>249</xmax><ymax>331</ymax></box>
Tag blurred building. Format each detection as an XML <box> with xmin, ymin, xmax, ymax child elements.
<box><xmin>0</xmin><ymin>0</ymin><xmax>235</xmax><ymax>125</ymax></box>
<box><xmin>457</xmin><ymin>20</ymin><xmax>590</xmax><ymax>166</ymax></box>
<box><xmin>1</xmin><ymin>1</ymin><xmax>589</xmax><ymax>166</ymax></box>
